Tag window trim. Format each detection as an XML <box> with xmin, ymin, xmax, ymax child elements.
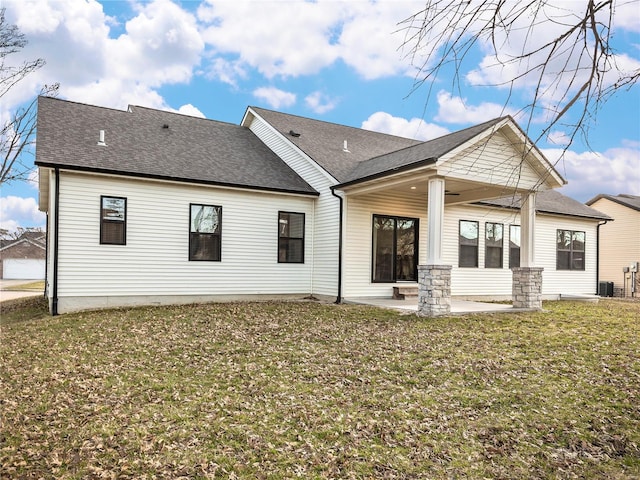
<box><xmin>509</xmin><ymin>224</ymin><xmax>521</xmax><ymax>269</ymax></box>
<box><xmin>100</xmin><ymin>195</ymin><xmax>127</xmax><ymax>245</ymax></box>
<box><xmin>458</xmin><ymin>220</ymin><xmax>479</xmax><ymax>268</ymax></box>
<box><xmin>371</xmin><ymin>214</ymin><xmax>419</xmax><ymax>283</ymax></box>
<box><xmin>485</xmin><ymin>222</ymin><xmax>504</xmax><ymax>269</ymax></box>
<box><xmin>278</xmin><ymin>211</ymin><xmax>305</xmax><ymax>264</ymax></box>
<box><xmin>189</xmin><ymin>203</ymin><xmax>222</xmax><ymax>262</ymax></box>
<box><xmin>556</xmin><ymin>229</ymin><xmax>586</xmax><ymax>271</ymax></box>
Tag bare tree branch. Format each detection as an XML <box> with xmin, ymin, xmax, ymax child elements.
<box><xmin>399</xmin><ymin>0</ymin><xmax>639</xmax><ymax>153</ymax></box>
<box><xmin>0</xmin><ymin>7</ymin><xmax>59</xmax><ymax>185</ymax></box>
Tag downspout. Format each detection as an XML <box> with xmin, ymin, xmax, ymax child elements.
<box><xmin>52</xmin><ymin>168</ymin><xmax>60</xmax><ymax>315</ymax></box>
<box><xmin>44</xmin><ymin>211</ymin><xmax>49</xmax><ymax>299</ymax></box>
<box><xmin>596</xmin><ymin>219</ymin><xmax>610</xmax><ymax>295</ymax></box>
<box><xmin>331</xmin><ymin>187</ymin><xmax>344</xmax><ymax>304</ymax></box>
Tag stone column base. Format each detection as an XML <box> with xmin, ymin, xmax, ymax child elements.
<box><xmin>512</xmin><ymin>267</ymin><xmax>544</xmax><ymax>309</ymax></box>
<box><xmin>418</xmin><ymin>264</ymin><xmax>452</xmax><ymax>317</ymax></box>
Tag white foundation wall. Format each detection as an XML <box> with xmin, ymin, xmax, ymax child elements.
<box><xmin>343</xmin><ymin>198</ymin><xmax>599</xmax><ymax>299</ymax></box>
<box><xmin>52</xmin><ymin>171</ymin><xmax>315</xmax><ymax>312</ymax></box>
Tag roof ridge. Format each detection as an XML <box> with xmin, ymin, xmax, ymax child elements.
<box><xmin>249</xmin><ymin>105</ymin><xmax>425</xmax><ymax>143</ymax></box>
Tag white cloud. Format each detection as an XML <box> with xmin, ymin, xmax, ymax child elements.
<box><xmin>305</xmin><ymin>91</ymin><xmax>339</xmax><ymax>114</ymax></box>
<box><xmin>361</xmin><ymin>111</ymin><xmax>449</xmax><ymax>141</ymax></box>
<box><xmin>253</xmin><ymin>87</ymin><xmax>296</xmax><ymax>109</ymax></box>
<box><xmin>1</xmin><ymin>0</ymin><xmax>204</xmax><ymax>114</ymax></box>
<box><xmin>464</xmin><ymin>1</ymin><xmax>640</xmax><ymax>117</ymax></box>
<box><xmin>435</xmin><ymin>90</ymin><xmax>516</xmax><ymax>124</ymax></box>
<box><xmin>198</xmin><ymin>0</ymin><xmax>420</xmax><ymax>82</ymax></box>
<box><xmin>545</xmin><ymin>144</ymin><xmax>640</xmax><ymax>202</ymax></box>
<box><xmin>177</xmin><ymin>104</ymin><xmax>205</xmax><ymax>118</ymax></box>
<box><xmin>547</xmin><ymin>131</ymin><xmax>571</xmax><ymax>147</ymax></box>
<box><xmin>0</xmin><ymin>196</ymin><xmax>46</xmax><ymax>232</ymax></box>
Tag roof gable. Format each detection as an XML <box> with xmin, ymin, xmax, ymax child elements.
<box><xmin>35</xmin><ymin>97</ymin><xmax>317</xmax><ymax>196</ymax></box>
<box><xmin>247</xmin><ymin>107</ymin><xmax>421</xmax><ymax>182</ymax></box>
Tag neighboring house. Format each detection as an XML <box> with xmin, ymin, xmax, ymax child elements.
<box><xmin>586</xmin><ymin>194</ymin><xmax>640</xmax><ymax>297</ymax></box>
<box><xmin>0</xmin><ymin>232</ymin><xmax>46</xmax><ymax>279</ymax></box>
<box><xmin>35</xmin><ymin>97</ymin><xmax>609</xmax><ymax>315</ymax></box>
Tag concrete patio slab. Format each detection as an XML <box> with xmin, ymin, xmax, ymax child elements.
<box><xmin>344</xmin><ymin>297</ymin><xmax>532</xmax><ymax>315</ymax></box>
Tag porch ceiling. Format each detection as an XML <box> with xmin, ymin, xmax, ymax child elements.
<box><xmin>339</xmin><ymin>171</ymin><xmax>528</xmax><ymax>205</ymax></box>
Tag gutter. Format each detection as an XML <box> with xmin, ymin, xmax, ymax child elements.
<box><xmin>330</xmin><ymin>187</ymin><xmax>344</xmax><ymax>304</ymax></box>
<box><xmin>596</xmin><ymin>219</ymin><xmax>611</xmax><ymax>295</ymax></box>
<box><xmin>52</xmin><ymin>167</ymin><xmax>60</xmax><ymax>315</ymax></box>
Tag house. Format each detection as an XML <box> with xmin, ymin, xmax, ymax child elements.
<box><xmin>0</xmin><ymin>231</ymin><xmax>46</xmax><ymax>279</ymax></box>
<box><xmin>35</xmin><ymin>97</ymin><xmax>610</xmax><ymax>315</ymax></box>
<box><xmin>586</xmin><ymin>194</ymin><xmax>640</xmax><ymax>297</ymax></box>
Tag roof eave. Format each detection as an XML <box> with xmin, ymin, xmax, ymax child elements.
<box><xmin>334</xmin><ymin>157</ymin><xmax>437</xmax><ymax>190</ymax></box>
<box><xmin>474</xmin><ymin>200</ymin><xmax>612</xmax><ymax>221</ymax></box>
<box><xmin>34</xmin><ymin>162</ymin><xmax>320</xmax><ymax>197</ymax></box>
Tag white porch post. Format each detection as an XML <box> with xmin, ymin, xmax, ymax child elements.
<box><xmin>520</xmin><ymin>192</ymin><xmax>536</xmax><ymax>267</ymax></box>
<box><xmin>427</xmin><ymin>177</ymin><xmax>445</xmax><ymax>264</ymax></box>
<box><xmin>512</xmin><ymin>192</ymin><xmax>543</xmax><ymax>309</ymax></box>
<box><xmin>418</xmin><ymin>177</ymin><xmax>451</xmax><ymax>317</ymax></box>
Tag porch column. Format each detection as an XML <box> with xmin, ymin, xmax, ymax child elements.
<box><xmin>512</xmin><ymin>192</ymin><xmax>543</xmax><ymax>309</ymax></box>
<box><xmin>418</xmin><ymin>177</ymin><xmax>451</xmax><ymax>317</ymax></box>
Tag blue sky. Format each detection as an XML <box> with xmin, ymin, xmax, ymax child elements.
<box><xmin>1</xmin><ymin>0</ymin><xmax>639</xmax><ymax>233</ymax></box>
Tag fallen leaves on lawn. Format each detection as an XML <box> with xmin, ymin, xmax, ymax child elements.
<box><xmin>1</xmin><ymin>300</ymin><xmax>639</xmax><ymax>479</ymax></box>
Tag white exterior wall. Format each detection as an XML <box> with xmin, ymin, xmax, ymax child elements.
<box><xmin>51</xmin><ymin>171</ymin><xmax>315</xmax><ymax>312</ymax></box>
<box><xmin>343</xmin><ymin>192</ymin><xmax>428</xmax><ymax>298</ymax></box>
<box><xmin>446</xmin><ymin>205</ymin><xmax>598</xmax><ymax>298</ymax></box>
<box><xmin>247</xmin><ymin>115</ymin><xmax>340</xmax><ymax>298</ymax></box>
<box><xmin>343</xmin><ymin>199</ymin><xmax>599</xmax><ymax>299</ymax></box>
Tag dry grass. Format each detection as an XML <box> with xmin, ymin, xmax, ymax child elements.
<box><xmin>1</xmin><ymin>298</ymin><xmax>639</xmax><ymax>479</ymax></box>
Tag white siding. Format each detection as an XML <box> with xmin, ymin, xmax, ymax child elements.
<box><xmin>446</xmin><ymin>205</ymin><xmax>598</xmax><ymax>297</ymax></box>
<box><xmin>55</xmin><ymin>172</ymin><xmax>315</xmax><ymax>300</ymax></box>
<box><xmin>343</xmin><ymin>198</ymin><xmax>599</xmax><ymax>299</ymax></box>
<box><xmin>343</xmin><ymin>192</ymin><xmax>427</xmax><ymax>297</ymax></box>
<box><xmin>438</xmin><ymin>132</ymin><xmax>541</xmax><ymax>190</ymax></box>
<box><xmin>248</xmin><ymin>115</ymin><xmax>340</xmax><ymax>297</ymax></box>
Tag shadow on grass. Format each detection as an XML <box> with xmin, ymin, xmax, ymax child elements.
<box><xmin>0</xmin><ymin>296</ymin><xmax>49</xmax><ymax>325</ymax></box>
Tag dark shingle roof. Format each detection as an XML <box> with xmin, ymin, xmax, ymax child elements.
<box><xmin>586</xmin><ymin>193</ymin><xmax>640</xmax><ymax>212</ymax></box>
<box><xmin>249</xmin><ymin>107</ymin><xmax>422</xmax><ymax>182</ymax></box>
<box><xmin>35</xmin><ymin>97</ymin><xmax>317</xmax><ymax>196</ymax></box>
<box><xmin>341</xmin><ymin>117</ymin><xmax>507</xmax><ymax>185</ymax></box>
<box><xmin>478</xmin><ymin>189</ymin><xmax>611</xmax><ymax>220</ymax></box>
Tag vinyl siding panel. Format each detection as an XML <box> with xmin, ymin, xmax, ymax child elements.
<box><xmin>55</xmin><ymin>171</ymin><xmax>314</xmax><ymax>298</ymax></box>
<box><xmin>446</xmin><ymin>205</ymin><xmax>598</xmax><ymax>297</ymax></box>
<box><xmin>589</xmin><ymin>198</ymin><xmax>640</xmax><ymax>288</ymax></box>
<box><xmin>343</xmin><ymin>192</ymin><xmax>428</xmax><ymax>298</ymax></box>
<box><xmin>248</xmin><ymin>115</ymin><xmax>340</xmax><ymax>297</ymax></box>
<box><xmin>439</xmin><ymin>132</ymin><xmax>540</xmax><ymax>190</ymax></box>
<box><xmin>343</xmin><ymin>198</ymin><xmax>599</xmax><ymax>299</ymax></box>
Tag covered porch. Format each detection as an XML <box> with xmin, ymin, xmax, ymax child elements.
<box><xmin>333</xmin><ymin>117</ymin><xmax>565</xmax><ymax>317</ymax></box>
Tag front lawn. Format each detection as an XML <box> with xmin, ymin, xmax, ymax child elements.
<box><xmin>1</xmin><ymin>298</ymin><xmax>639</xmax><ymax>479</ymax></box>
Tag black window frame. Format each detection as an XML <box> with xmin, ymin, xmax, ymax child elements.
<box><xmin>371</xmin><ymin>214</ymin><xmax>419</xmax><ymax>283</ymax></box>
<box><xmin>278</xmin><ymin>211</ymin><xmax>305</xmax><ymax>264</ymax></box>
<box><xmin>485</xmin><ymin>222</ymin><xmax>504</xmax><ymax>269</ymax></box>
<box><xmin>189</xmin><ymin>203</ymin><xmax>222</xmax><ymax>262</ymax></box>
<box><xmin>509</xmin><ymin>225</ymin><xmax>521</xmax><ymax>269</ymax></box>
<box><xmin>459</xmin><ymin>220</ymin><xmax>479</xmax><ymax>268</ymax></box>
<box><xmin>100</xmin><ymin>195</ymin><xmax>127</xmax><ymax>245</ymax></box>
<box><xmin>556</xmin><ymin>229</ymin><xmax>586</xmax><ymax>271</ymax></box>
